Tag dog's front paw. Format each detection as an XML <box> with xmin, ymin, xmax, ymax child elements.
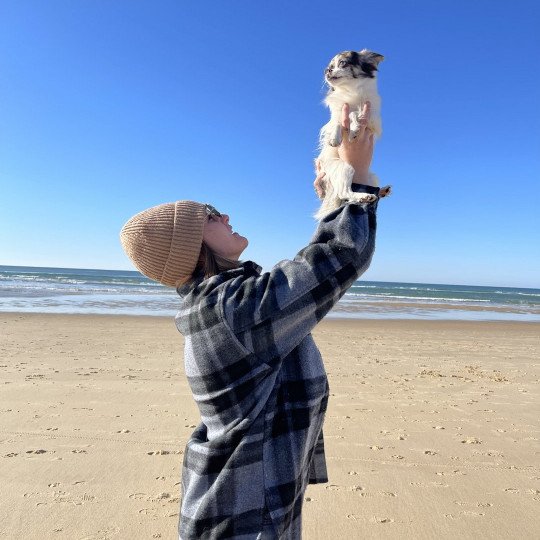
<box><xmin>328</xmin><ymin>133</ymin><xmax>342</xmax><ymax>147</ymax></box>
<box><xmin>379</xmin><ymin>185</ymin><xmax>392</xmax><ymax>198</ymax></box>
<box><xmin>348</xmin><ymin>128</ymin><xmax>359</xmax><ymax>142</ymax></box>
<box><xmin>348</xmin><ymin>111</ymin><xmax>361</xmax><ymax>141</ymax></box>
<box><xmin>328</xmin><ymin>123</ymin><xmax>343</xmax><ymax>147</ymax></box>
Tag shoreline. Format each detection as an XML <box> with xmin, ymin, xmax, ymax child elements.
<box><xmin>1</xmin><ymin>310</ymin><xmax>539</xmax><ymax>326</ymax></box>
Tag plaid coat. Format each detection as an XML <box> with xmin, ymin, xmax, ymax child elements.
<box><xmin>175</xmin><ymin>184</ymin><xmax>381</xmax><ymax>539</ymax></box>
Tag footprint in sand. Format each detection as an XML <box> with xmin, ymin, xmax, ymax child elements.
<box><xmin>369</xmin><ymin>516</ymin><xmax>394</xmax><ymax>524</ymax></box>
<box><xmin>81</xmin><ymin>527</ymin><xmax>120</xmax><ymax>540</ymax></box>
<box><xmin>129</xmin><ymin>493</ymin><xmax>147</xmax><ymax>500</ymax></box>
<box><xmin>472</xmin><ymin>450</ymin><xmax>503</xmax><ymax>457</ymax></box>
<box><xmin>129</xmin><ymin>492</ymin><xmax>175</xmax><ymax>504</ymax></box>
<box><xmin>454</xmin><ymin>500</ymin><xmax>493</xmax><ymax>510</ymax></box>
<box><xmin>461</xmin><ymin>437</ymin><xmax>482</xmax><ymax>444</ymax></box>
<box><xmin>436</xmin><ymin>470</ymin><xmax>465</xmax><ymax>476</ymax></box>
<box><xmin>424</xmin><ymin>450</ymin><xmax>438</xmax><ymax>455</ymax></box>
<box><xmin>26</xmin><ymin>449</ymin><xmax>47</xmax><ymax>454</ymax></box>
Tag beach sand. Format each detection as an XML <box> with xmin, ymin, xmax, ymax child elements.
<box><xmin>1</xmin><ymin>313</ymin><xmax>539</xmax><ymax>539</ymax></box>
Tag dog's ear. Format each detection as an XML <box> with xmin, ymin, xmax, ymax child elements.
<box><xmin>358</xmin><ymin>49</ymin><xmax>385</xmax><ymax>68</ymax></box>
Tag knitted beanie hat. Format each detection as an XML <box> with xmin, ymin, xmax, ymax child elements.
<box><xmin>119</xmin><ymin>201</ymin><xmax>207</xmax><ymax>288</ymax></box>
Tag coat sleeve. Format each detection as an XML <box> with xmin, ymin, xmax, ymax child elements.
<box><xmin>220</xmin><ymin>184</ymin><xmax>380</xmax><ymax>364</ymax></box>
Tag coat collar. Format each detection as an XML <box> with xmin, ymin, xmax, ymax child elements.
<box><xmin>236</xmin><ymin>260</ymin><xmax>262</xmax><ymax>277</ymax></box>
<box><xmin>176</xmin><ymin>260</ymin><xmax>262</xmax><ymax>297</ymax></box>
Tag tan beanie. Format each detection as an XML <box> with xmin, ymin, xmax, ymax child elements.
<box><xmin>119</xmin><ymin>201</ymin><xmax>207</xmax><ymax>288</ymax></box>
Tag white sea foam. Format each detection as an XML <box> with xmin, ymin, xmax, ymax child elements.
<box><xmin>343</xmin><ymin>293</ymin><xmax>491</xmax><ymax>303</ymax></box>
<box><xmin>2</xmin><ymin>266</ymin><xmax>539</xmax><ymax>321</ymax></box>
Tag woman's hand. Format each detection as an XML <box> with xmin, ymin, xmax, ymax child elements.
<box><xmin>338</xmin><ymin>102</ymin><xmax>374</xmax><ymax>184</ymax></box>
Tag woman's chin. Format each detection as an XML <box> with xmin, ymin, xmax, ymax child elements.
<box><xmin>234</xmin><ymin>232</ymin><xmax>248</xmax><ymax>244</ymax></box>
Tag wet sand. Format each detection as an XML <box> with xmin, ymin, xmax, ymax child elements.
<box><xmin>1</xmin><ymin>313</ymin><xmax>539</xmax><ymax>539</ymax></box>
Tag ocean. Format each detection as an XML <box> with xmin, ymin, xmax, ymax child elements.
<box><xmin>1</xmin><ymin>265</ymin><xmax>539</xmax><ymax>322</ymax></box>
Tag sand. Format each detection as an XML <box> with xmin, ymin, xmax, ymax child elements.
<box><xmin>1</xmin><ymin>313</ymin><xmax>539</xmax><ymax>539</ymax></box>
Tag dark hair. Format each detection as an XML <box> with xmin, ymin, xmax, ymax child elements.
<box><xmin>196</xmin><ymin>242</ymin><xmax>222</xmax><ymax>279</ymax></box>
<box><xmin>180</xmin><ymin>242</ymin><xmax>240</xmax><ymax>289</ymax></box>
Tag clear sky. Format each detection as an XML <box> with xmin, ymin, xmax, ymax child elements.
<box><xmin>1</xmin><ymin>1</ymin><xmax>538</xmax><ymax>288</ymax></box>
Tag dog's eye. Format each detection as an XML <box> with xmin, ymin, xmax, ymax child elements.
<box><xmin>338</xmin><ymin>60</ymin><xmax>347</xmax><ymax>68</ymax></box>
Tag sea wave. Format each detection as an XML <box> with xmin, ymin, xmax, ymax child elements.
<box><xmin>343</xmin><ymin>293</ymin><xmax>492</xmax><ymax>303</ymax></box>
<box><xmin>2</xmin><ymin>266</ymin><xmax>539</xmax><ymax>321</ymax></box>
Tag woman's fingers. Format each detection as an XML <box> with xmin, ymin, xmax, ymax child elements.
<box><xmin>362</xmin><ymin>101</ymin><xmax>371</xmax><ymax>117</ymax></box>
<box><xmin>341</xmin><ymin>101</ymin><xmax>371</xmax><ymax>144</ymax></box>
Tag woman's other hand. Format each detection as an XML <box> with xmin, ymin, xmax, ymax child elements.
<box><xmin>338</xmin><ymin>102</ymin><xmax>374</xmax><ymax>184</ymax></box>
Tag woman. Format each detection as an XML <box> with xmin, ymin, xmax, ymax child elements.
<box><xmin>120</xmin><ymin>103</ymin><xmax>384</xmax><ymax>539</ymax></box>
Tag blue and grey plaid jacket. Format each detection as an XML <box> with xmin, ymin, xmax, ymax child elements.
<box><xmin>175</xmin><ymin>184</ymin><xmax>381</xmax><ymax>539</ymax></box>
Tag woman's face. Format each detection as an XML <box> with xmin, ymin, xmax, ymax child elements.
<box><xmin>202</xmin><ymin>209</ymin><xmax>248</xmax><ymax>260</ymax></box>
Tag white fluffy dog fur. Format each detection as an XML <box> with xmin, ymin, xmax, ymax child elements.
<box><xmin>314</xmin><ymin>49</ymin><xmax>391</xmax><ymax>221</ymax></box>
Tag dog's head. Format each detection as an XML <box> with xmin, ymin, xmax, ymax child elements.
<box><xmin>324</xmin><ymin>49</ymin><xmax>384</xmax><ymax>88</ymax></box>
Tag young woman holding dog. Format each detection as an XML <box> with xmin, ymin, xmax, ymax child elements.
<box><xmin>120</xmin><ymin>102</ymin><xmax>382</xmax><ymax>539</ymax></box>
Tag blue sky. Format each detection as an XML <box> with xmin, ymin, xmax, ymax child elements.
<box><xmin>1</xmin><ymin>1</ymin><xmax>538</xmax><ymax>288</ymax></box>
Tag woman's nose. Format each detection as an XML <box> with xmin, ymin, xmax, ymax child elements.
<box><xmin>222</xmin><ymin>214</ymin><xmax>230</xmax><ymax>224</ymax></box>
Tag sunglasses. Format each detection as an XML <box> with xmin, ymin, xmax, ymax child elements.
<box><xmin>204</xmin><ymin>204</ymin><xmax>222</xmax><ymax>221</ymax></box>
